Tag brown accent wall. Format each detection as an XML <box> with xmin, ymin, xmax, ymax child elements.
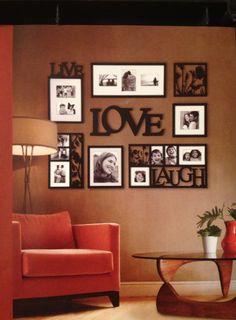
<box><xmin>0</xmin><ymin>26</ymin><xmax>13</xmax><ymax>319</ymax></box>
<box><xmin>13</xmin><ymin>26</ymin><xmax>236</xmax><ymax>282</ymax></box>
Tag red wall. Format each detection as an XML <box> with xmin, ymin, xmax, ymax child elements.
<box><xmin>0</xmin><ymin>26</ymin><xmax>13</xmax><ymax>319</ymax></box>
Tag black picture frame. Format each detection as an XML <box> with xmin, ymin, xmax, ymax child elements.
<box><xmin>129</xmin><ymin>144</ymin><xmax>207</xmax><ymax>188</ymax></box>
<box><xmin>173</xmin><ymin>103</ymin><xmax>207</xmax><ymax>137</ymax></box>
<box><xmin>88</xmin><ymin>145</ymin><xmax>124</xmax><ymax>188</ymax></box>
<box><xmin>91</xmin><ymin>63</ymin><xmax>166</xmax><ymax>97</ymax></box>
<box><xmin>49</xmin><ymin>77</ymin><xmax>83</xmax><ymax>123</ymax></box>
<box><xmin>174</xmin><ymin>63</ymin><xmax>207</xmax><ymax>97</ymax></box>
<box><xmin>49</xmin><ymin>133</ymin><xmax>84</xmax><ymax>188</ymax></box>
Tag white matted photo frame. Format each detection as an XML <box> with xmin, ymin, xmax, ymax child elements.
<box><xmin>173</xmin><ymin>103</ymin><xmax>207</xmax><ymax>137</ymax></box>
<box><xmin>179</xmin><ymin>145</ymin><xmax>206</xmax><ymax>165</ymax></box>
<box><xmin>49</xmin><ymin>77</ymin><xmax>83</xmax><ymax>123</ymax></box>
<box><xmin>91</xmin><ymin>63</ymin><xmax>166</xmax><ymax>97</ymax></box>
<box><xmin>130</xmin><ymin>167</ymin><xmax>150</xmax><ymax>187</ymax></box>
<box><xmin>88</xmin><ymin>146</ymin><xmax>124</xmax><ymax>188</ymax></box>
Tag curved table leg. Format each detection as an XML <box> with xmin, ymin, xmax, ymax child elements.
<box><xmin>157</xmin><ymin>282</ymin><xmax>236</xmax><ymax>319</ymax></box>
<box><xmin>214</xmin><ymin>260</ymin><xmax>233</xmax><ymax>297</ymax></box>
<box><xmin>156</xmin><ymin>258</ymin><xmax>236</xmax><ymax>319</ymax></box>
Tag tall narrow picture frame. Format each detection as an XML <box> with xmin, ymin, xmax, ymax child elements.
<box><xmin>174</xmin><ymin>63</ymin><xmax>207</xmax><ymax>97</ymax></box>
<box><xmin>88</xmin><ymin>146</ymin><xmax>124</xmax><ymax>188</ymax></box>
<box><xmin>92</xmin><ymin>63</ymin><xmax>166</xmax><ymax>97</ymax></box>
<box><xmin>49</xmin><ymin>77</ymin><xmax>83</xmax><ymax>123</ymax></box>
<box><xmin>49</xmin><ymin>133</ymin><xmax>84</xmax><ymax>188</ymax></box>
<box><xmin>173</xmin><ymin>103</ymin><xmax>207</xmax><ymax>137</ymax></box>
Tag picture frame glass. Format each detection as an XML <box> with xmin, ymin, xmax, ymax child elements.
<box><xmin>92</xmin><ymin>64</ymin><xmax>165</xmax><ymax>97</ymax></box>
<box><xmin>88</xmin><ymin>146</ymin><xmax>123</xmax><ymax>187</ymax></box>
<box><xmin>49</xmin><ymin>78</ymin><xmax>82</xmax><ymax>122</ymax></box>
<box><xmin>174</xmin><ymin>104</ymin><xmax>206</xmax><ymax>136</ymax></box>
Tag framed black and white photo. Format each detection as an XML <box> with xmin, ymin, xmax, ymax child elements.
<box><xmin>88</xmin><ymin>146</ymin><xmax>124</xmax><ymax>188</ymax></box>
<box><xmin>49</xmin><ymin>77</ymin><xmax>83</xmax><ymax>122</ymax></box>
<box><xmin>130</xmin><ymin>167</ymin><xmax>150</xmax><ymax>187</ymax></box>
<box><xmin>173</xmin><ymin>103</ymin><xmax>207</xmax><ymax>137</ymax></box>
<box><xmin>174</xmin><ymin>63</ymin><xmax>207</xmax><ymax>97</ymax></box>
<box><xmin>92</xmin><ymin>63</ymin><xmax>166</xmax><ymax>97</ymax></box>
<box><xmin>49</xmin><ymin>133</ymin><xmax>84</xmax><ymax>188</ymax></box>
<box><xmin>179</xmin><ymin>145</ymin><xmax>206</xmax><ymax>166</ymax></box>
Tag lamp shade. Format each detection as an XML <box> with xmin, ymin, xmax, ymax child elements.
<box><xmin>12</xmin><ymin>117</ymin><xmax>58</xmax><ymax>156</ymax></box>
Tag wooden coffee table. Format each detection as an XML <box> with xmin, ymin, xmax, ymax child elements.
<box><xmin>133</xmin><ymin>251</ymin><xmax>236</xmax><ymax>319</ymax></box>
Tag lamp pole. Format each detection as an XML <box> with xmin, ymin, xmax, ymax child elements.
<box><xmin>21</xmin><ymin>145</ymin><xmax>33</xmax><ymax>213</ymax></box>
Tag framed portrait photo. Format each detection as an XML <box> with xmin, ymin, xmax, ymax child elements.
<box><xmin>49</xmin><ymin>77</ymin><xmax>83</xmax><ymax>123</ymax></box>
<box><xmin>88</xmin><ymin>146</ymin><xmax>124</xmax><ymax>188</ymax></box>
<box><xmin>91</xmin><ymin>63</ymin><xmax>166</xmax><ymax>97</ymax></box>
<box><xmin>130</xmin><ymin>167</ymin><xmax>150</xmax><ymax>187</ymax></box>
<box><xmin>179</xmin><ymin>145</ymin><xmax>207</xmax><ymax>166</ymax></box>
<box><xmin>49</xmin><ymin>133</ymin><xmax>84</xmax><ymax>188</ymax></box>
<box><xmin>174</xmin><ymin>63</ymin><xmax>207</xmax><ymax>97</ymax></box>
<box><xmin>173</xmin><ymin>103</ymin><xmax>207</xmax><ymax>137</ymax></box>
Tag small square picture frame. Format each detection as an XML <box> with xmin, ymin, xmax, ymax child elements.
<box><xmin>49</xmin><ymin>77</ymin><xmax>83</xmax><ymax>123</ymax></box>
<box><xmin>179</xmin><ymin>145</ymin><xmax>207</xmax><ymax>165</ymax></box>
<box><xmin>88</xmin><ymin>146</ymin><xmax>124</xmax><ymax>188</ymax></box>
<box><xmin>173</xmin><ymin>103</ymin><xmax>207</xmax><ymax>137</ymax></box>
<box><xmin>174</xmin><ymin>63</ymin><xmax>207</xmax><ymax>97</ymax></box>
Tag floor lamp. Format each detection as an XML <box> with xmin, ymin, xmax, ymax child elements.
<box><xmin>12</xmin><ymin>117</ymin><xmax>58</xmax><ymax>213</ymax></box>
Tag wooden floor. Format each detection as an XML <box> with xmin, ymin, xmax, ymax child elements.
<box><xmin>13</xmin><ymin>296</ymin><xmax>227</xmax><ymax>320</ymax></box>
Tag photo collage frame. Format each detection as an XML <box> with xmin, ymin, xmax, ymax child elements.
<box><xmin>129</xmin><ymin>144</ymin><xmax>207</xmax><ymax>188</ymax></box>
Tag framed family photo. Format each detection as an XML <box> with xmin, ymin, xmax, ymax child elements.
<box><xmin>174</xmin><ymin>63</ymin><xmax>207</xmax><ymax>97</ymax></box>
<box><xmin>179</xmin><ymin>145</ymin><xmax>207</xmax><ymax>165</ymax></box>
<box><xmin>91</xmin><ymin>63</ymin><xmax>166</xmax><ymax>97</ymax></box>
<box><xmin>173</xmin><ymin>103</ymin><xmax>207</xmax><ymax>137</ymax></box>
<box><xmin>49</xmin><ymin>77</ymin><xmax>83</xmax><ymax>122</ymax></box>
<box><xmin>49</xmin><ymin>133</ymin><xmax>84</xmax><ymax>188</ymax></box>
<box><xmin>88</xmin><ymin>146</ymin><xmax>124</xmax><ymax>188</ymax></box>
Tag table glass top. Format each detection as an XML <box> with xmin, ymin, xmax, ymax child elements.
<box><xmin>132</xmin><ymin>251</ymin><xmax>236</xmax><ymax>261</ymax></box>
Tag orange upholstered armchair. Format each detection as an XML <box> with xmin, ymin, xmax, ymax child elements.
<box><xmin>12</xmin><ymin>211</ymin><xmax>120</xmax><ymax>307</ymax></box>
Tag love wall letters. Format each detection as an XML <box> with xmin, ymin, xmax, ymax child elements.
<box><xmin>90</xmin><ymin>105</ymin><xmax>165</xmax><ymax>136</ymax></box>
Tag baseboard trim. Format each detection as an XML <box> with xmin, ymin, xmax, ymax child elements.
<box><xmin>121</xmin><ymin>280</ymin><xmax>236</xmax><ymax>297</ymax></box>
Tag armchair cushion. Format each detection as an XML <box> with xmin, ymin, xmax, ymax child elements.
<box><xmin>13</xmin><ymin>211</ymin><xmax>75</xmax><ymax>249</ymax></box>
<box><xmin>22</xmin><ymin>249</ymin><xmax>113</xmax><ymax>277</ymax></box>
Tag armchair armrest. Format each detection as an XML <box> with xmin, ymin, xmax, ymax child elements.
<box><xmin>72</xmin><ymin>223</ymin><xmax>120</xmax><ymax>288</ymax></box>
<box><xmin>72</xmin><ymin>223</ymin><xmax>119</xmax><ymax>251</ymax></box>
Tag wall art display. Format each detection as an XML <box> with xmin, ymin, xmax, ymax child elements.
<box><xmin>173</xmin><ymin>103</ymin><xmax>207</xmax><ymax>137</ymax></box>
<box><xmin>49</xmin><ymin>77</ymin><xmax>83</xmax><ymax>122</ymax></box>
<box><xmin>174</xmin><ymin>63</ymin><xmax>207</xmax><ymax>97</ymax></box>
<box><xmin>49</xmin><ymin>133</ymin><xmax>84</xmax><ymax>188</ymax></box>
<box><xmin>129</xmin><ymin>144</ymin><xmax>207</xmax><ymax>188</ymax></box>
<box><xmin>92</xmin><ymin>63</ymin><xmax>166</xmax><ymax>97</ymax></box>
<box><xmin>88</xmin><ymin>146</ymin><xmax>124</xmax><ymax>188</ymax></box>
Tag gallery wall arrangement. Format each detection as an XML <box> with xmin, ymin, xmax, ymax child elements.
<box><xmin>48</xmin><ymin>60</ymin><xmax>208</xmax><ymax>189</ymax></box>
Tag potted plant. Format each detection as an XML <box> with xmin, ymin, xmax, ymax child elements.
<box><xmin>197</xmin><ymin>205</ymin><xmax>224</xmax><ymax>253</ymax></box>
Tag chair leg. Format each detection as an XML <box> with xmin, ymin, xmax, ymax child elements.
<box><xmin>108</xmin><ymin>291</ymin><xmax>120</xmax><ymax>307</ymax></box>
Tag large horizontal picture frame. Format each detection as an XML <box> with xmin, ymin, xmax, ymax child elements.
<box><xmin>91</xmin><ymin>63</ymin><xmax>166</xmax><ymax>97</ymax></box>
<box><xmin>49</xmin><ymin>77</ymin><xmax>83</xmax><ymax>123</ymax></box>
<box><xmin>88</xmin><ymin>145</ymin><xmax>124</xmax><ymax>188</ymax></box>
<box><xmin>174</xmin><ymin>62</ymin><xmax>207</xmax><ymax>97</ymax></box>
<box><xmin>49</xmin><ymin>133</ymin><xmax>84</xmax><ymax>188</ymax></box>
<box><xmin>173</xmin><ymin>103</ymin><xmax>207</xmax><ymax>137</ymax></box>
<box><xmin>129</xmin><ymin>144</ymin><xmax>207</xmax><ymax>188</ymax></box>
